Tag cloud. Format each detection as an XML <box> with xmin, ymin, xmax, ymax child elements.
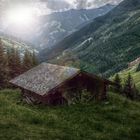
<box><xmin>0</xmin><ymin>0</ymin><xmax>34</xmax><ymax>11</ymax></box>
<box><xmin>0</xmin><ymin>0</ymin><xmax>123</xmax><ymax>15</ymax></box>
<box><xmin>73</xmin><ymin>0</ymin><xmax>123</xmax><ymax>9</ymax></box>
<box><xmin>40</xmin><ymin>0</ymin><xmax>122</xmax><ymax>11</ymax></box>
<box><xmin>74</xmin><ymin>0</ymin><xmax>89</xmax><ymax>9</ymax></box>
<box><xmin>40</xmin><ymin>0</ymin><xmax>72</xmax><ymax>11</ymax></box>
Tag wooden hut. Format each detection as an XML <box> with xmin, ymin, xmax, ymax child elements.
<box><xmin>10</xmin><ymin>63</ymin><xmax>114</xmax><ymax>105</ymax></box>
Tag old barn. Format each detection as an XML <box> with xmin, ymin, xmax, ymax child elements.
<box><xmin>10</xmin><ymin>63</ymin><xmax>114</xmax><ymax>105</ymax></box>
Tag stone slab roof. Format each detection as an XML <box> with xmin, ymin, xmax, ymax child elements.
<box><xmin>10</xmin><ymin>63</ymin><xmax>80</xmax><ymax>96</ymax></box>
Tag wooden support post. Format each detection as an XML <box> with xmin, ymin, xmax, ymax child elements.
<box><xmin>103</xmin><ymin>82</ymin><xmax>107</xmax><ymax>100</ymax></box>
<box><xmin>98</xmin><ymin>82</ymin><xmax>108</xmax><ymax>101</ymax></box>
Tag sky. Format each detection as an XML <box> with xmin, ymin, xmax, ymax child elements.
<box><xmin>38</xmin><ymin>0</ymin><xmax>123</xmax><ymax>13</ymax></box>
<box><xmin>0</xmin><ymin>0</ymin><xmax>123</xmax><ymax>15</ymax></box>
<box><xmin>0</xmin><ymin>0</ymin><xmax>123</xmax><ymax>36</ymax></box>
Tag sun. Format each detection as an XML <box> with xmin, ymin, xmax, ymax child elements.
<box><xmin>5</xmin><ymin>5</ymin><xmax>35</xmax><ymax>27</ymax></box>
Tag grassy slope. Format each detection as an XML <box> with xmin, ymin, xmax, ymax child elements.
<box><xmin>116</xmin><ymin>65</ymin><xmax>140</xmax><ymax>90</ymax></box>
<box><xmin>0</xmin><ymin>89</ymin><xmax>140</xmax><ymax>140</ymax></box>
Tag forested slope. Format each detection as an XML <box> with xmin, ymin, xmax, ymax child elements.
<box><xmin>39</xmin><ymin>0</ymin><xmax>140</xmax><ymax>77</ymax></box>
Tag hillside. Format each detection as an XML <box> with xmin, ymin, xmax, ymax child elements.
<box><xmin>0</xmin><ymin>89</ymin><xmax>140</xmax><ymax>140</ymax></box>
<box><xmin>0</xmin><ymin>36</ymin><xmax>36</xmax><ymax>56</ymax></box>
<box><xmin>39</xmin><ymin>0</ymin><xmax>140</xmax><ymax>77</ymax></box>
<box><xmin>116</xmin><ymin>64</ymin><xmax>140</xmax><ymax>90</ymax></box>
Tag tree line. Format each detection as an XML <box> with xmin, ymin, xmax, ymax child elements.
<box><xmin>0</xmin><ymin>39</ymin><xmax>38</xmax><ymax>89</ymax></box>
<box><xmin>111</xmin><ymin>73</ymin><xmax>140</xmax><ymax>100</ymax></box>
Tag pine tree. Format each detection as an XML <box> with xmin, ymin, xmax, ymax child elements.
<box><xmin>0</xmin><ymin>39</ymin><xmax>9</xmax><ymax>88</ymax></box>
<box><xmin>123</xmin><ymin>73</ymin><xmax>135</xmax><ymax>100</ymax></box>
<box><xmin>133</xmin><ymin>84</ymin><xmax>139</xmax><ymax>99</ymax></box>
<box><xmin>113</xmin><ymin>74</ymin><xmax>122</xmax><ymax>93</ymax></box>
<box><xmin>31</xmin><ymin>51</ymin><xmax>38</xmax><ymax>67</ymax></box>
<box><xmin>7</xmin><ymin>48</ymin><xmax>15</xmax><ymax>78</ymax></box>
<box><xmin>7</xmin><ymin>47</ymin><xmax>21</xmax><ymax>79</ymax></box>
<box><xmin>0</xmin><ymin>39</ymin><xmax>4</xmax><ymax>62</ymax></box>
<box><xmin>14</xmin><ymin>48</ymin><xmax>21</xmax><ymax>76</ymax></box>
<box><xmin>22</xmin><ymin>50</ymin><xmax>32</xmax><ymax>72</ymax></box>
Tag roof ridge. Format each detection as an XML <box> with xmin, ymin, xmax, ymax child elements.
<box><xmin>44</xmin><ymin>63</ymin><xmax>80</xmax><ymax>70</ymax></box>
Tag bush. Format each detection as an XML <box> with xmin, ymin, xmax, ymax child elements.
<box><xmin>64</xmin><ymin>89</ymin><xmax>94</xmax><ymax>105</ymax></box>
<box><xmin>72</xmin><ymin>90</ymin><xmax>94</xmax><ymax>104</ymax></box>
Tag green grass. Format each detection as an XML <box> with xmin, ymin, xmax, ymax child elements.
<box><xmin>115</xmin><ymin>65</ymin><xmax>140</xmax><ymax>90</ymax></box>
<box><xmin>0</xmin><ymin>89</ymin><xmax>140</xmax><ymax>140</ymax></box>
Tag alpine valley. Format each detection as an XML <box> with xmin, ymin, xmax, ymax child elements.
<box><xmin>39</xmin><ymin>0</ymin><xmax>140</xmax><ymax>77</ymax></box>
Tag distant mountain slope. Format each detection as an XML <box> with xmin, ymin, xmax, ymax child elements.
<box><xmin>0</xmin><ymin>36</ymin><xmax>35</xmax><ymax>56</ymax></box>
<box><xmin>39</xmin><ymin>0</ymin><xmax>140</xmax><ymax>77</ymax></box>
<box><xmin>35</xmin><ymin>4</ymin><xmax>114</xmax><ymax>50</ymax></box>
<box><xmin>0</xmin><ymin>4</ymin><xmax>114</xmax><ymax>51</ymax></box>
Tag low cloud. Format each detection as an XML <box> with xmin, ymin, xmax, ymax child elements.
<box><xmin>40</xmin><ymin>0</ymin><xmax>123</xmax><ymax>11</ymax></box>
<box><xmin>0</xmin><ymin>0</ymin><xmax>123</xmax><ymax>15</ymax></box>
<box><xmin>41</xmin><ymin>0</ymin><xmax>71</xmax><ymax>11</ymax></box>
<box><xmin>74</xmin><ymin>0</ymin><xmax>89</xmax><ymax>9</ymax></box>
<box><xmin>74</xmin><ymin>0</ymin><xmax>123</xmax><ymax>9</ymax></box>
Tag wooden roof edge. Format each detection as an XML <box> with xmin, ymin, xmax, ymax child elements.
<box><xmin>9</xmin><ymin>82</ymin><xmax>42</xmax><ymax>96</ymax></box>
<box><xmin>47</xmin><ymin>70</ymin><xmax>116</xmax><ymax>95</ymax></box>
<box><xmin>80</xmin><ymin>71</ymin><xmax>116</xmax><ymax>86</ymax></box>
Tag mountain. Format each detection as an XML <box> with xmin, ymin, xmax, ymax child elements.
<box><xmin>0</xmin><ymin>4</ymin><xmax>114</xmax><ymax>51</ymax></box>
<box><xmin>35</xmin><ymin>4</ymin><xmax>114</xmax><ymax>50</ymax></box>
<box><xmin>39</xmin><ymin>0</ymin><xmax>140</xmax><ymax>77</ymax></box>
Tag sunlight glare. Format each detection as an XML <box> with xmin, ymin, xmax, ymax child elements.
<box><xmin>6</xmin><ymin>6</ymin><xmax>35</xmax><ymax>27</ymax></box>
